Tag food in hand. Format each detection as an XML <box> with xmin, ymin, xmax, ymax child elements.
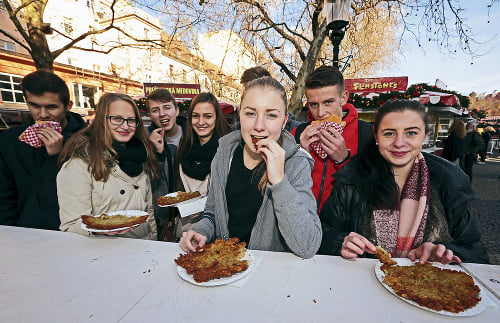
<box><xmin>175</xmin><ymin>238</ymin><xmax>249</xmax><ymax>283</ymax></box>
<box><xmin>81</xmin><ymin>213</ymin><xmax>148</xmax><ymax>230</ymax></box>
<box><xmin>310</xmin><ymin>115</ymin><xmax>346</xmax><ymax>159</ymax></box>
<box><xmin>18</xmin><ymin>120</ymin><xmax>62</xmax><ymax>148</ymax></box>
<box><xmin>381</xmin><ymin>262</ymin><xmax>481</xmax><ymax>313</ymax></box>
<box><xmin>251</xmin><ymin>135</ymin><xmax>266</xmax><ymax>150</ymax></box>
<box><xmin>311</xmin><ymin>114</ymin><xmax>345</xmax><ymax>127</ymax></box>
<box><xmin>375</xmin><ymin>246</ymin><xmax>397</xmax><ymax>265</ymax></box>
<box><xmin>156</xmin><ymin>191</ymin><xmax>201</xmax><ymax>206</ymax></box>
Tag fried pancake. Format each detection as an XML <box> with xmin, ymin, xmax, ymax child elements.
<box><xmin>311</xmin><ymin>114</ymin><xmax>346</xmax><ymax>127</ymax></box>
<box><xmin>157</xmin><ymin>191</ymin><xmax>201</xmax><ymax>206</ymax></box>
<box><xmin>81</xmin><ymin>213</ymin><xmax>148</xmax><ymax>230</ymax></box>
<box><xmin>375</xmin><ymin>246</ymin><xmax>397</xmax><ymax>265</ymax></box>
<box><xmin>381</xmin><ymin>262</ymin><xmax>481</xmax><ymax>313</ymax></box>
<box><xmin>175</xmin><ymin>238</ymin><xmax>249</xmax><ymax>283</ymax></box>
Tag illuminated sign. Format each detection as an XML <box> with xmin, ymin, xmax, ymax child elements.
<box><xmin>143</xmin><ymin>83</ymin><xmax>201</xmax><ymax>99</ymax></box>
<box><xmin>345</xmin><ymin>77</ymin><xmax>408</xmax><ymax>93</ymax></box>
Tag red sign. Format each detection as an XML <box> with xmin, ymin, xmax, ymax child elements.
<box><xmin>345</xmin><ymin>77</ymin><xmax>408</xmax><ymax>93</ymax></box>
<box><xmin>143</xmin><ymin>83</ymin><xmax>201</xmax><ymax>99</ymax></box>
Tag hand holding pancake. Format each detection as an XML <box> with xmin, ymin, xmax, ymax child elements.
<box><xmin>255</xmin><ymin>138</ymin><xmax>285</xmax><ymax>185</ymax></box>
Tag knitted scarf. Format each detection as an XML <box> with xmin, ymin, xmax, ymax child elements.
<box><xmin>180</xmin><ymin>134</ymin><xmax>219</xmax><ymax>181</ymax></box>
<box><xmin>112</xmin><ymin>138</ymin><xmax>147</xmax><ymax>177</ymax></box>
<box><xmin>373</xmin><ymin>153</ymin><xmax>430</xmax><ymax>257</ymax></box>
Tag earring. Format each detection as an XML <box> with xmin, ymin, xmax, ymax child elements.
<box><xmin>376</xmin><ymin>142</ymin><xmax>379</xmax><ymax>145</ymax></box>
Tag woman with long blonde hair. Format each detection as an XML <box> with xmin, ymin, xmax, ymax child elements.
<box><xmin>57</xmin><ymin>93</ymin><xmax>158</xmax><ymax>239</ymax></box>
<box><xmin>179</xmin><ymin>77</ymin><xmax>321</xmax><ymax>258</ymax></box>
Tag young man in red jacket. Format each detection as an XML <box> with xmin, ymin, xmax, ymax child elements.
<box><xmin>292</xmin><ymin>66</ymin><xmax>372</xmax><ymax>213</ymax></box>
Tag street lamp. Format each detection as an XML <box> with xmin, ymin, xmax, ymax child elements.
<box><xmin>324</xmin><ymin>0</ymin><xmax>351</xmax><ymax>69</ymax></box>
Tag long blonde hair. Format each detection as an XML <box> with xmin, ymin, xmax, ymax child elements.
<box><xmin>240</xmin><ymin>76</ymin><xmax>287</xmax><ymax>193</ymax></box>
<box><xmin>59</xmin><ymin>93</ymin><xmax>158</xmax><ymax>181</ymax></box>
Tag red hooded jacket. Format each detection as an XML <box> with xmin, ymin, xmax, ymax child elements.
<box><xmin>291</xmin><ymin>103</ymin><xmax>372</xmax><ymax>214</ymax></box>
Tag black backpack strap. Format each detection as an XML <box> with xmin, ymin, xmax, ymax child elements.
<box><xmin>293</xmin><ymin>122</ymin><xmax>309</xmax><ymax>144</ymax></box>
<box><xmin>357</xmin><ymin>120</ymin><xmax>373</xmax><ymax>153</ymax></box>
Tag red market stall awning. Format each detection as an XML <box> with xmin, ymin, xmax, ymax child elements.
<box><xmin>418</xmin><ymin>91</ymin><xmax>459</xmax><ymax>107</ymax></box>
<box><xmin>219</xmin><ymin>101</ymin><xmax>236</xmax><ymax>114</ymax></box>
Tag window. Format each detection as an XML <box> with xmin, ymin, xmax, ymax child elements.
<box><xmin>169</xmin><ymin>65</ymin><xmax>174</xmax><ymax>76</ymax></box>
<box><xmin>73</xmin><ymin>83</ymin><xmax>98</xmax><ymax>108</ymax></box>
<box><xmin>63</xmin><ymin>17</ymin><xmax>73</xmax><ymax>35</ymax></box>
<box><xmin>0</xmin><ymin>72</ymin><xmax>24</xmax><ymax>103</ymax></box>
<box><xmin>86</xmin><ymin>0</ymin><xmax>94</xmax><ymax>9</ymax></box>
<box><xmin>144</xmin><ymin>28</ymin><xmax>149</xmax><ymax>40</ymax></box>
<box><xmin>0</xmin><ymin>40</ymin><xmax>15</xmax><ymax>52</ymax></box>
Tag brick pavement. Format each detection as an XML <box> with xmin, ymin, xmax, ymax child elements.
<box><xmin>469</xmin><ymin>151</ymin><xmax>500</xmax><ymax>265</ymax></box>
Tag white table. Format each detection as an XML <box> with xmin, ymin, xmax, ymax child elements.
<box><xmin>1</xmin><ymin>225</ymin><xmax>498</xmax><ymax>322</ymax></box>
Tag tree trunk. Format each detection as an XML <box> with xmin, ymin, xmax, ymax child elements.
<box><xmin>288</xmin><ymin>21</ymin><xmax>328</xmax><ymax>115</ymax></box>
<box><xmin>23</xmin><ymin>0</ymin><xmax>54</xmax><ymax>70</ymax></box>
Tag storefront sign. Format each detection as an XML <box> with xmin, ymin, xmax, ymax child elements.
<box><xmin>345</xmin><ymin>77</ymin><xmax>408</xmax><ymax>93</ymax></box>
<box><xmin>143</xmin><ymin>83</ymin><xmax>201</xmax><ymax>99</ymax></box>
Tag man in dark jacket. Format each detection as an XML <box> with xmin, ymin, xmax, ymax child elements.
<box><xmin>0</xmin><ymin>70</ymin><xmax>87</xmax><ymax>230</ymax></box>
<box><xmin>463</xmin><ymin>121</ymin><xmax>484</xmax><ymax>182</ymax></box>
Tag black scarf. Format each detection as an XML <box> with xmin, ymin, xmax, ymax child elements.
<box><xmin>112</xmin><ymin>138</ymin><xmax>147</xmax><ymax>177</ymax></box>
<box><xmin>180</xmin><ymin>134</ymin><xmax>219</xmax><ymax>181</ymax></box>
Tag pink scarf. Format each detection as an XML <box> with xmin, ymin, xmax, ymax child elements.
<box><xmin>373</xmin><ymin>153</ymin><xmax>430</xmax><ymax>257</ymax></box>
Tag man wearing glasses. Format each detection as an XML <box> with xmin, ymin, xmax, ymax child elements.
<box><xmin>0</xmin><ymin>70</ymin><xmax>87</xmax><ymax>230</ymax></box>
<box><xmin>145</xmin><ymin>88</ymin><xmax>186</xmax><ymax>239</ymax></box>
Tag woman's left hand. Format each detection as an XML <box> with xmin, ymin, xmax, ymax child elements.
<box><xmin>408</xmin><ymin>242</ymin><xmax>461</xmax><ymax>265</ymax></box>
<box><xmin>94</xmin><ymin>227</ymin><xmax>134</xmax><ymax>236</ymax></box>
<box><xmin>256</xmin><ymin>138</ymin><xmax>285</xmax><ymax>185</ymax></box>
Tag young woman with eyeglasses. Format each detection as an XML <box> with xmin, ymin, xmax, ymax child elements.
<box><xmin>57</xmin><ymin>93</ymin><xmax>159</xmax><ymax>239</ymax></box>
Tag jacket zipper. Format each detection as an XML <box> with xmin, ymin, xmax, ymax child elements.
<box><xmin>316</xmin><ymin>158</ymin><xmax>329</xmax><ymax>214</ymax></box>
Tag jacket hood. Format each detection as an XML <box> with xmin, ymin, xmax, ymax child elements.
<box><xmin>63</xmin><ymin>111</ymin><xmax>87</xmax><ymax>137</ymax></box>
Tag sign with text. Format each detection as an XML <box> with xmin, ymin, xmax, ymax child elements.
<box><xmin>143</xmin><ymin>83</ymin><xmax>201</xmax><ymax>99</ymax></box>
<box><xmin>345</xmin><ymin>77</ymin><xmax>408</xmax><ymax>93</ymax></box>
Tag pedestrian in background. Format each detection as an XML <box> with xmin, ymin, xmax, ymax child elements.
<box><xmin>478</xmin><ymin>126</ymin><xmax>496</xmax><ymax>164</ymax></box>
<box><xmin>442</xmin><ymin>120</ymin><xmax>465</xmax><ymax>167</ymax></box>
<box><xmin>463</xmin><ymin>121</ymin><xmax>484</xmax><ymax>182</ymax></box>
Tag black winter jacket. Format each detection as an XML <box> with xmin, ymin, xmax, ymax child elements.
<box><xmin>318</xmin><ymin>153</ymin><xmax>490</xmax><ymax>264</ymax></box>
<box><xmin>0</xmin><ymin>112</ymin><xmax>87</xmax><ymax>230</ymax></box>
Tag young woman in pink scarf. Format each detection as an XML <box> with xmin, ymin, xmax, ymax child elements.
<box><xmin>318</xmin><ymin>99</ymin><xmax>489</xmax><ymax>264</ymax></box>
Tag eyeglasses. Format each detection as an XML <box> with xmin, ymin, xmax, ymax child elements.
<box><xmin>106</xmin><ymin>115</ymin><xmax>140</xmax><ymax>127</ymax></box>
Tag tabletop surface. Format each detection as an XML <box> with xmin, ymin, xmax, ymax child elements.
<box><xmin>1</xmin><ymin>225</ymin><xmax>498</xmax><ymax>323</ymax></box>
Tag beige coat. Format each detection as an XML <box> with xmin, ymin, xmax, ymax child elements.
<box><xmin>57</xmin><ymin>157</ymin><xmax>157</xmax><ymax>240</ymax></box>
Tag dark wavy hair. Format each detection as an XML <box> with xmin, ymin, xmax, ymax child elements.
<box><xmin>348</xmin><ymin>99</ymin><xmax>429</xmax><ymax>209</ymax></box>
<box><xmin>21</xmin><ymin>69</ymin><xmax>71</xmax><ymax>107</ymax></box>
<box><xmin>174</xmin><ymin>92</ymin><xmax>230</xmax><ymax>189</ymax></box>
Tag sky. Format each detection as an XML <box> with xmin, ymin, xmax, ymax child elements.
<box><xmin>379</xmin><ymin>1</ymin><xmax>499</xmax><ymax>96</ymax></box>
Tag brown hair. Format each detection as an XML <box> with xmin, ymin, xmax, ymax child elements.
<box><xmin>240</xmin><ymin>66</ymin><xmax>271</xmax><ymax>87</ymax></box>
<box><xmin>146</xmin><ymin>88</ymin><xmax>177</xmax><ymax>111</ymax></box>
<box><xmin>174</xmin><ymin>92</ymin><xmax>231</xmax><ymax>189</ymax></box>
<box><xmin>59</xmin><ymin>93</ymin><xmax>158</xmax><ymax>181</ymax></box>
<box><xmin>21</xmin><ymin>69</ymin><xmax>71</xmax><ymax>107</ymax></box>
<box><xmin>305</xmin><ymin>65</ymin><xmax>345</xmax><ymax>92</ymax></box>
<box><xmin>448</xmin><ymin>120</ymin><xmax>466</xmax><ymax>139</ymax></box>
<box><xmin>241</xmin><ymin>76</ymin><xmax>287</xmax><ymax>192</ymax></box>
